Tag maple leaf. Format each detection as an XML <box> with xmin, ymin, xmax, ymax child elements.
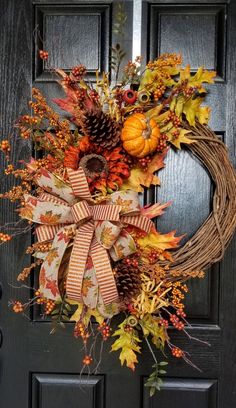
<box><xmin>46</xmin><ymin>248</ymin><xmax>59</xmax><ymax>266</ymax></box>
<box><xmin>140</xmin><ymin>201</ymin><xmax>172</xmax><ymax>219</ymax></box>
<box><xmin>137</xmin><ymin>230</ymin><xmax>183</xmax><ymax>252</ymax></box>
<box><xmin>111</xmin><ymin>321</ymin><xmax>141</xmax><ymax>371</ymax></box>
<box><xmin>100</xmin><ymin>226</ymin><xmax>117</xmax><ymax>248</ymax></box>
<box><xmin>170</xmin><ymin>129</ymin><xmax>195</xmax><ymax>149</ymax></box>
<box><xmin>121</xmin><ymin>150</ymin><xmax>167</xmax><ymax>192</ymax></box>
<box><xmin>45</xmin><ymin>277</ymin><xmax>59</xmax><ymax>297</ymax></box>
<box><xmin>81</xmin><ymin>277</ymin><xmax>94</xmax><ymax>297</ymax></box>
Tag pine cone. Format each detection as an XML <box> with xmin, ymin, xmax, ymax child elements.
<box><xmin>114</xmin><ymin>261</ymin><xmax>141</xmax><ymax>302</ymax></box>
<box><xmin>83</xmin><ymin>110</ymin><xmax>120</xmax><ymax>149</ymax></box>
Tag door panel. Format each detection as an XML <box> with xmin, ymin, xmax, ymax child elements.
<box><xmin>0</xmin><ymin>1</ymin><xmax>235</xmax><ymax>407</ymax></box>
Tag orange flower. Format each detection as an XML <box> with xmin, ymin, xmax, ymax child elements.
<box><xmin>64</xmin><ymin>146</ymin><xmax>80</xmax><ymax>169</ymax></box>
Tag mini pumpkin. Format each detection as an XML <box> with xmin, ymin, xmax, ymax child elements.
<box><xmin>121</xmin><ymin>113</ymin><xmax>160</xmax><ymax>158</ymax></box>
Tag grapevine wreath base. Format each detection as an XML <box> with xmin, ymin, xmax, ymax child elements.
<box><xmin>168</xmin><ymin>122</ymin><xmax>236</xmax><ymax>272</ymax></box>
<box><xmin>0</xmin><ymin>52</ymin><xmax>236</xmax><ymax>396</ymax></box>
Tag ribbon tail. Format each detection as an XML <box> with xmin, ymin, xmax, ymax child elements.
<box><xmin>66</xmin><ymin>221</ymin><xmax>94</xmax><ymax>302</ymax></box>
<box><xmin>91</xmin><ymin>236</ymin><xmax>118</xmax><ymax>304</ymax></box>
<box><xmin>40</xmin><ymin>226</ymin><xmax>73</xmax><ymax>301</ymax></box>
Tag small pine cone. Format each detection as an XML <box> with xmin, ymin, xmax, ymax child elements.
<box><xmin>83</xmin><ymin>110</ymin><xmax>120</xmax><ymax>149</ymax></box>
<box><xmin>114</xmin><ymin>261</ymin><xmax>141</xmax><ymax>302</ymax></box>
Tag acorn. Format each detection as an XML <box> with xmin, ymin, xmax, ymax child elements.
<box><xmin>123</xmin><ymin>89</ymin><xmax>137</xmax><ymax>104</ymax></box>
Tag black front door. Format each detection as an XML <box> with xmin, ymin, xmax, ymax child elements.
<box><xmin>0</xmin><ymin>1</ymin><xmax>235</xmax><ymax>407</ymax></box>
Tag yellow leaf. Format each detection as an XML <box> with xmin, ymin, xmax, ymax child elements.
<box><xmin>111</xmin><ymin>321</ymin><xmax>141</xmax><ymax>371</ymax></box>
<box><xmin>170</xmin><ymin>128</ymin><xmax>195</xmax><ymax>149</ymax></box>
<box><xmin>189</xmin><ymin>67</ymin><xmax>216</xmax><ymax>86</ymax></box>
<box><xmin>137</xmin><ymin>230</ymin><xmax>183</xmax><ymax>252</ymax></box>
<box><xmin>69</xmin><ymin>302</ymin><xmax>83</xmax><ymax>322</ymax></box>
<box><xmin>183</xmin><ymin>98</ymin><xmax>201</xmax><ymax>126</ymax></box>
<box><xmin>196</xmin><ymin>106</ymin><xmax>211</xmax><ymax>125</ymax></box>
<box><xmin>121</xmin><ymin>151</ymin><xmax>167</xmax><ymax>192</ymax></box>
<box><xmin>180</xmin><ymin>64</ymin><xmax>191</xmax><ymax>81</ymax></box>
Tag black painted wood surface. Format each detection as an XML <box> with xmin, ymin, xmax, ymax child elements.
<box><xmin>0</xmin><ymin>1</ymin><xmax>235</xmax><ymax>407</ymax></box>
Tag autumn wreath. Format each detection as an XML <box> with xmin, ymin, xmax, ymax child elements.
<box><xmin>1</xmin><ymin>52</ymin><xmax>235</xmax><ymax>396</ymax></box>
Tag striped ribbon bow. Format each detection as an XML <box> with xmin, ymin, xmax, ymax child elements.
<box><xmin>21</xmin><ymin>167</ymin><xmax>153</xmax><ymax>306</ymax></box>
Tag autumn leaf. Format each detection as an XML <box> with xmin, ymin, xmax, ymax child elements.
<box><xmin>45</xmin><ymin>277</ymin><xmax>60</xmax><ymax>297</ymax></box>
<box><xmin>196</xmin><ymin>106</ymin><xmax>211</xmax><ymax>124</ymax></box>
<box><xmin>39</xmin><ymin>211</ymin><xmax>62</xmax><ymax>224</ymax></box>
<box><xmin>137</xmin><ymin>230</ymin><xmax>183</xmax><ymax>252</ymax></box>
<box><xmin>111</xmin><ymin>321</ymin><xmax>141</xmax><ymax>371</ymax></box>
<box><xmin>114</xmin><ymin>196</ymin><xmax>133</xmax><ymax>213</ymax></box>
<box><xmin>81</xmin><ymin>277</ymin><xmax>94</xmax><ymax>297</ymax></box>
<box><xmin>121</xmin><ymin>150</ymin><xmax>167</xmax><ymax>192</ymax></box>
<box><xmin>170</xmin><ymin>129</ymin><xmax>195</xmax><ymax>149</ymax></box>
<box><xmin>19</xmin><ymin>204</ymin><xmax>34</xmax><ymax>220</ymax></box>
<box><xmin>140</xmin><ymin>201</ymin><xmax>172</xmax><ymax>219</ymax></box>
<box><xmin>100</xmin><ymin>226</ymin><xmax>117</xmax><ymax>248</ymax></box>
<box><xmin>140</xmin><ymin>314</ymin><xmax>169</xmax><ymax>349</ymax></box>
<box><xmin>46</xmin><ymin>248</ymin><xmax>59</xmax><ymax>266</ymax></box>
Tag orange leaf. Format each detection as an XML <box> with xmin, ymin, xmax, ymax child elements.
<box><xmin>121</xmin><ymin>150</ymin><xmax>167</xmax><ymax>192</ymax></box>
<box><xmin>137</xmin><ymin>229</ymin><xmax>183</xmax><ymax>252</ymax></box>
<box><xmin>140</xmin><ymin>201</ymin><xmax>172</xmax><ymax>219</ymax></box>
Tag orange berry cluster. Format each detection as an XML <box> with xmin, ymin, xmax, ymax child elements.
<box><xmin>5</xmin><ymin>164</ymin><xmax>14</xmax><ymax>175</ymax></box>
<box><xmin>83</xmin><ymin>355</ymin><xmax>93</xmax><ymax>366</ymax></box>
<box><xmin>159</xmin><ymin>318</ymin><xmax>169</xmax><ymax>328</ymax></box>
<box><xmin>39</xmin><ymin>50</ymin><xmax>49</xmax><ymax>60</ymax></box>
<box><xmin>168</xmin><ymin>112</ymin><xmax>181</xmax><ymax>127</ymax></box>
<box><xmin>172</xmin><ymin>347</ymin><xmax>184</xmax><ymax>358</ymax></box>
<box><xmin>74</xmin><ymin>321</ymin><xmax>90</xmax><ymax>343</ymax></box>
<box><xmin>13</xmin><ymin>301</ymin><xmax>24</xmax><ymax>313</ymax></box>
<box><xmin>71</xmin><ymin>64</ymin><xmax>87</xmax><ymax>79</ymax></box>
<box><xmin>138</xmin><ymin>155</ymin><xmax>152</xmax><ymax>169</ymax></box>
<box><xmin>156</xmin><ymin>133</ymin><xmax>168</xmax><ymax>152</ymax></box>
<box><xmin>0</xmin><ymin>232</ymin><xmax>11</xmax><ymax>242</ymax></box>
<box><xmin>124</xmin><ymin>324</ymin><xmax>133</xmax><ymax>333</ymax></box>
<box><xmin>171</xmin><ymin>129</ymin><xmax>180</xmax><ymax>140</ymax></box>
<box><xmin>0</xmin><ymin>140</ymin><xmax>10</xmax><ymax>153</ymax></box>
<box><xmin>153</xmin><ymin>85</ymin><xmax>166</xmax><ymax>100</ymax></box>
<box><xmin>89</xmin><ymin>89</ymin><xmax>99</xmax><ymax>102</ymax></box>
<box><xmin>63</xmin><ymin>75</ymin><xmax>76</xmax><ymax>87</ymax></box>
<box><xmin>125</xmin><ymin>257</ymin><xmax>139</xmax><ymax>268</ymax></box>
<box><xmin>98</xmin><ymin>321</ymin><xmax>111</xmax><ymax>340</ymax></box>
<box><xmin>176</xmin><ymin>309</ymin><xmax>186</xmax><ymax>318</ymax></box>
<box><xmin>44</xmin><ymin>299</ymin><xmax>55</xmax><ymax>315</ymax></box>
<box><xmin>170</xmin><ymin>314</ymin><xmax>185</xmax><ymax>331</ymax></box>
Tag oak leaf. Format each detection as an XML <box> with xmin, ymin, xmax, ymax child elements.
<box><xmin>111</xmin><ymin>322</ymin><xmax>141</xmax><ymax>371</ymax></box>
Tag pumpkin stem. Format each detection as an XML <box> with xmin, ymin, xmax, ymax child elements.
<box><xmin>143</xmin><ymin>119</ymin><xmax>152</xmax><ymax>139</ymax></box>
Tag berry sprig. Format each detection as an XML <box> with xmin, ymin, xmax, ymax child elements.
<box><xmin>39</xmin><ymin>50</ymin><xmax>49</xmax><ymax>60</ymax></box>
<box><xmin>71</xmin><ymin>64</ymin><xmax>87</xmax><ymax>80</ymax></box>
<box><xmin>98</xmin><ymin>321</ymin><xmax>111</xmax><ymax>340</ymax></box>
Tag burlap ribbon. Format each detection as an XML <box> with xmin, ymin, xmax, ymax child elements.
<box><xmin>21</xmin><ymin>167</ymin><xmax>153</xmax><ymax>305</ymax></box>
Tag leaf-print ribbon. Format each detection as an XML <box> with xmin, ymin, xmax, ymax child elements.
<box><xmin>21</xmin><ymin>167</ymin><xmax>153</xmax><ymax>305</ymax></box>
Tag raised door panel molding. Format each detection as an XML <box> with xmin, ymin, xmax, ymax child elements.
<box><xmin>148</xmin><ymin>4</ymin><xmax>226</xmax><ymax>81</ymax></box>
<box><xmin>142</xmin><ymin>378</ymin><xmax>217</xmax><ymax>407</ymax></box>
<box><xmin>31</xmin><ymin>373</ymin><xmax>104</xmax><ymax>408</ymax></box>
<box><xmin>34</xmin><ymin>5</ymin><xmax>110</xmax><ymax>81</ymax></box>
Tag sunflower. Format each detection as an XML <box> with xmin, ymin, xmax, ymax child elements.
<box><xmin>63</xmin><ymin>137</ymin><xmax>130</xmax><ymax>194</ymax></box>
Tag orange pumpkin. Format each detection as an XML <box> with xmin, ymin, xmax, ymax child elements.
<box><xmin>121</xmin><ymin>113</ymin><xmax>160</xmax><ymax>158</ymax></box>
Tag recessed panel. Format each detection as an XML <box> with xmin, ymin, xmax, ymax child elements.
<box><xmin>143</xmin><ymin>378</ymin><xmax>217</xmax><ymax>408</ymax></box>
<box><xmin>31</xmin><ymin>373</ymin><xmax>104</xmax><ymax>408</ymax></box>
<box><xmin>149</xmin><ymin>5</ymin><xmax>226</xmax><ymax>79</ymax></box>
<box><xmin>35</xmin><ymin>5</ymin><xmax>110</xmax><ymax>81</ymax></box>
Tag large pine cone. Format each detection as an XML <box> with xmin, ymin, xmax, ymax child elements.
<box><xmin>83</xmin><ymin>110</ymin><xmax>120</xmax><ymax>149</ymax></box>
<box><xmin>114</xmin><ymin>261</ymin><xmax>141</xmax><ymax>303</ymax></box>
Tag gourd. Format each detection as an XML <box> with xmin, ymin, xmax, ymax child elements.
<box><xmin>121</xmin><ymin>113</ymin><xmax>160</xmax><ymax>158</ymax></box>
